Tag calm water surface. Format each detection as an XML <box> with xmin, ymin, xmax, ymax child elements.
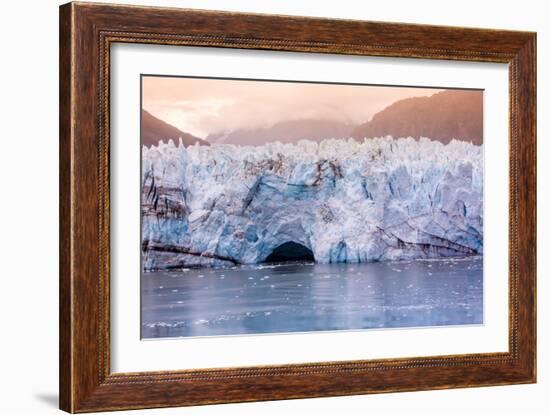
<box><xmin>141</xmin><ymin>257</ymin><xmax>482</xmax><ymax>338</ymax></box>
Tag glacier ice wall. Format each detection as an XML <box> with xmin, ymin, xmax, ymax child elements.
<box><xmin>141</xmin><ymin>137</ymin><xmax>483</xmax><ymax>271</ymax></box>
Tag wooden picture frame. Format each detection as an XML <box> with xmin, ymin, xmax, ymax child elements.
<box><xmin>59</xmin><ymin>2</ymin><xmax>536</xmax><ymax>412</ymax></box>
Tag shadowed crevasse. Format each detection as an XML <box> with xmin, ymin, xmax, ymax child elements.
<box><xmin>264</xmin><ymin>242</ymin><xmax>315</xmax><ymax>263</ymax></box>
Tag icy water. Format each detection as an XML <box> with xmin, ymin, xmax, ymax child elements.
<box><xmin>141</xmin><ymin>256</ymin><xmax>483</xmax><ymax>339</ymax></box>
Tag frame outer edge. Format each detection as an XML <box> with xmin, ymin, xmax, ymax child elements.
<box><xmin>59</xmin><ymin>2</ymin><xmax>75</xmax><ymax>413</ymax></box>
<box><xmin>508</xmin><ymin>33</ymin><xmax>537</xmax><ymax>382</ymax></box>
<box><xmin>59</xmin><ymin>2</ymin><xmax>537</xmax><ymax>412</ymax></box>
<box><xmin>532</xmin><ymin>33</ymin><xmax>537</xmax><ymax>383</ymax></box>
<box><xmin>519</xmin><ymin>33</ymin><xmax>537</xmax><ymax>382</ymax></box>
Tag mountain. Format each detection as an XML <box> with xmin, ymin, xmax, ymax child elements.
<box><xmin>206</xmin><ymin>119</ymin><xmax>354</xmax><ymax>146</ymax></box>
<box><xmin>141</xmin><ymin>109</ymin><xmax>209</xmax><ymax>147</ymax></box>
<box><xmin>352</xmin><ymin>90</ymin><xmax>483</xmax><ymax>145</ymax></box>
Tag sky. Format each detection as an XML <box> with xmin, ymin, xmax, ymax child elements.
<box><xmin>142</xmin><ymin>76</ymin><xmax>443</xmax><ymax>138</ymax></box>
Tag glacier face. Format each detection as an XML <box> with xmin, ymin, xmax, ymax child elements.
<box><xmin>141</xmin><ymin>137</ymin><xmax>483</xmax><ymax>271</ymax></box>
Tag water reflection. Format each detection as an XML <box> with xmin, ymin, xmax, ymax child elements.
<box><xmin>141</xmin><ymin>257</ymin><xmax>483</xmax><ymax>338</ymax></box>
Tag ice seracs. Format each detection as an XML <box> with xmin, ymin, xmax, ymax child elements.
<box><xmin>141</xmin><ymin>137</ymin><xmax>483</xmax><ymax>271</ymax></box>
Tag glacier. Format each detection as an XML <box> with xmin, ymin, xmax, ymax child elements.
<box><xmin>141</xmin><ymin>137</ymin><xmax>483</xmax><ymax>271</ymax></box>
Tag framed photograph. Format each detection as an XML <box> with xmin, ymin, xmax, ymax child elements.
<box><xmin>59</xmin><ymin>2</ymin><xmax>536</xmax><ymax>412</ymax></box>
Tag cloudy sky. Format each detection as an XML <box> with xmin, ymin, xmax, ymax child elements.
<box><xmin>142</xmin><ymin>76</ymin><xmax>443</xmax><ymax>138</ymax></box>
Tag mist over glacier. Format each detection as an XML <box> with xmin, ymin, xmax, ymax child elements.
<box><xmin>141</xmin><ymin>137</ymin><xmax>483</xmax><ymax>271</ymax></box>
